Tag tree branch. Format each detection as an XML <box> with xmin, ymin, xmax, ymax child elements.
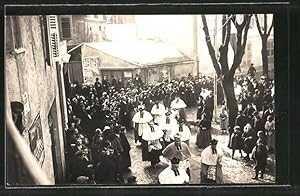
<box><xmin>264</xmin><ymin>14</ymin><xmax>267</xmax><ymax>34</ymax></box>
<box><xmin>231</xmin><ymin>15</ymin><xmax>238</xmax><ymax>28</ymax></box>
<box><xmin>242</xmin><ymin>15</ymin><xmax>252</xmax><ymax>49</ymax></box>
<box><xmin>229</xmin><ymin>14</ymin><xmax>251</xmax><ymax>76</ymax></box>
<box><xmin>224</xmin><ymin>15</ymin><xmax>232</xmax><ymax>48</ymax></box>
<box><xmin>255</xmin><ymin>14</ymin><xmax>263</xmax><ymax>37</ymax></box>
<box><xmin>201</xmin><ymin>14</ymin><xmax>222</xmax><ymax>76</ymax></box>
<box><xmin>267</xmin><ymin>16</ymin><xmax>274</xmax><ymax>37</ymax></box>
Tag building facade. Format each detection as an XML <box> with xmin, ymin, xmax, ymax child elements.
<box><xmin>5</xmin><ymin>15</ymin><xmax>67</xmax><ymax>185</ymax></box>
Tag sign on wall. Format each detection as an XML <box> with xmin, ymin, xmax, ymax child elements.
<box><xmin>82</xmin><ymin>57</ymin><xmax>100</xmax><ymax>84</ymax></box>
<box><xmin>22</xmin><ymin>92</ymin><xmax>30</xmax><ymax>115</ymax></box>
<box><xmin>124</xmin><ymin>71</ymin><xmax>132</xmax><ymax>78</ymax></box>
<box><xmin>28</xmin><ymin>113</ymin><xmax>45</xmax><ymax>167</ymax></box>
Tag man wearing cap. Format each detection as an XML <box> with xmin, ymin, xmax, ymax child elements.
<box><xmin>170</xmin><ymin>118</ymin><xmax>191</xmax><ymax>146</ymax></box>
<box><xmin>158</xmin><ymin>157</ymin><xmax>190</xmax><ymax>184</ymax></box>
<box><xmin>247</xmin><ymin>63</ymin><xmax>256</xmax><ymax>78</ymax></box>
<box><xmin>200</xmin><ymin>139</ymin><xmax>224</xmax><ymax>184</ymax></box>
<box><xmin>229</xmin><ymin>126</ymin><xmax>244</xmax><ymax>159</ymax></box>
<box><xmin>162</xmin><ymin>134</ymin><xmax>192</xmax><ymax>177</ymax></box>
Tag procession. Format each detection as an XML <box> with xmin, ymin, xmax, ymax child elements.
<box><xmin>5</xmin><ymin>14</ymin><xmax>276</xmax><ymax>186</ymax></box>
<box><xmin>65</xmin><ymin>70</ymin><xmax>275</xmax><ymax>184</ymax></box>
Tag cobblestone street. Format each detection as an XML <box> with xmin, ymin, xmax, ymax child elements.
<box><xmin>123</xmin><ymin>107</ymin><xmax>276</xmax><ymax>184</ymax></box>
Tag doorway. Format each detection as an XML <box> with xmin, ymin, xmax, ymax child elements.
<box><xmin>48</xmin><ymin>99</ymin><xmax>64</xmax><ymax>184</ymax></box>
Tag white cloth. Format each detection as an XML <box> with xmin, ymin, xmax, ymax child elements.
<box><xmin>148</xmin><ymin>139</ymin><xmax>163</xmax><ymax>152</ymax></box>
<box><xmin>171</xmin><ymin>98</ymin><xmax>187</xmax><ymax>109</ymax></box>
<box><xmin>142</xmin><ymin>124</ymin><xmax>164</xmax><ymax>141</ymax></box>
<box><xmin>151</xmin><ymin>103</ymin><xmax>166</xmax><ymax>115</ymax></box>
<box><xmin>159</xmin><ymin>113</ymin><xmax>177</xmax><ymax>131</ymax></box>
<box><xmin>170</xmin><ymin>124</ymin><xmax>191</xmax><ymax>142</ymax></box>
<box><xmin>132</xmin><ymin>111</ymin><xmax>153</xmax><ymax>123</ymax></box>
<box><xmin>158</xmin><ymin>166</ymin><xmax>189</xmax><ymax>184</ymax></box>
<box><xmin>200</xmin><ymin>146</ymin><xmax>224</xmax><ymax>166</ymax></box>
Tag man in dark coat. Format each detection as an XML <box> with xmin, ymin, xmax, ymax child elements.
<box><xmin>243</xmin><ymin>103</ymin><xmax>256</xmax><ymax>120</ymax></box>
<box><xmin>118</xmin><ymin>97</ymin><xmax>131</xmax><ymax>129</ymax></box>
<box><xmin>253</xmin><ymin>89</ymin><xmax>263</xmax><ymax>112</ymax></box>
<box><xmin>252</xmin><ymin>111</ymin><xmax>264</xmax><ymax>135</ymax></box>
<box><xmin>235</xmin><ymin>111</ymin><xmax>248</xmax><ymax>129</ymax></box>
<box><xmin>94</xmin><ymin>141</ymin><xmax>123</xmax><ymax>184</ymax></box>
<box><xmin>102</xmin><ymin>75</ymin><xmax>110</xmax><ymax>92</ymax></box>
<box><xmin>251</xmin><ymin>138</ymin><xmax>268</xmax><ymax>179</ymax></box>
<box><xmin>119</xmin><ymin>126</ymin><xmax>131</xmax><ymax>171</ymax></box>
<box><xmin>133</xmin><ymin>74</ymin><xmax>143</xmax><ymax>89</ymax></box>
<box><xmin>205</xmin><ymin>91</ymin><xmax>214</xmax><ymax>122</ymax></box>
<box><xmin>111</xmin><ymin>76</ymin><xmax>117</xmax><ymax>87</ymax></box>
<box><xmin>71</xmin><ymin>148</ymin><xmax>94</xmax><ymax>183</ymax></box>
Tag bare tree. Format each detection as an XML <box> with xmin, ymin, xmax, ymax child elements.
<box><xmin>201</xmin><ymin>14</ymin><xmax>252</xmax><ymax>139</ymax></box>
<box><xmin>255</xmin><ymin>14</ymin><xmax>274</xmax><ymax>76</ymax></box>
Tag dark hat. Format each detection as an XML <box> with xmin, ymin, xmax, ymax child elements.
<box><xmin>174</xmin><ymin>133</ymin><xmax>182</xmax><ymax>140</ymax></box>
<box><xmin>113</xmin><ymin>125</ymin><xmax>120</xmax><ymax>133</ymax></box>
<box><xmin>127</xmin><ymin>176</ymin><xmax>137</xmax><ymax>184</ymax></box>
<box><xmin>11</xmin><ymin>102</ymin><xmax>24</xmax><ymax>113</ymax></box>
<box><xmin>170</xmin><ymin>157</ymin><xmax>181</xmax><ymax>165</ymax></box>
<box><xmin>177</xmin><ymin>118</ymin><xmax>185</xmax><ymax>123</ymax></box>
<box><xmin>75</xmin><ymin>150</ymin><xmax>85</xmax><ymax>156</ymax></box>
<box><xmin>210</xmin><ymin>139</ymin><xmax>218</xmax><ymax>145</ymax></box>
<box><xmin>76</xmin><ymin>176</ymin><xmax>89</xmax><ymax>184</ymax></box>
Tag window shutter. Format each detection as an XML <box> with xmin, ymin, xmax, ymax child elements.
<box><xmin>47</xmin><ymin>15</ymin><xmax>60</xmax><ymax>65</ymax></box>
<box><xmin>5</xmin><ymin>17</ymin><xmax>14</xmax><ymax>52</ymax></box>
<box><xmin>60</xmin><ymin>16</ymin><xmax>72</xmax><ymax>40</ymax></box>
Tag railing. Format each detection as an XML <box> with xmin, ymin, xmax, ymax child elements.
<box><xmin>5</xmin><ymin>84</ymin><xmax>53</xmax><ymax>185</ymax></box>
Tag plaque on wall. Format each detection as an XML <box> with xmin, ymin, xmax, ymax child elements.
<box><xmin>28</xmin><ymin>113</ymin><xmax>45</xmax><ymax>167</ymax></box>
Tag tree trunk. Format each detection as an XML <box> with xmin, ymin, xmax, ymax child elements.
<box><xmin>222</xmin><ymin>76</ymin><xmax>238</xmax><ymax>136</ymax></box>
<box><xmin>262</xmin><ymin>37</ymin><xmax>268</xmax><ymax>76</ymax></box>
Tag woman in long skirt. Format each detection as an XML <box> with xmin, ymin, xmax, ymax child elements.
<box><xmin>196</xmin><ymin>114</ymin><xmax>212</xmax><ymax>149</ymax></box>
<box><xmin>219</xmin><ymin>105</ymin><xmax>228</xmax><ymax>134</ymax></box>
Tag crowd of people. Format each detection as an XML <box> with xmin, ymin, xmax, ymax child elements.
<box><xmin>64</xmin><ymin>66</ymin><xmax>275</xmax><ymax>184</ymax></box>
<box><xmin>228</xmin><ymin>71</ymin><xmax>275</xmax><ymax>179</ymax></box>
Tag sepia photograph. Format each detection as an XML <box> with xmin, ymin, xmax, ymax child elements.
<box><xmin>5</xmin><ymin>13</ymin><xmax>276</xmax><ymax>186</ymax></box>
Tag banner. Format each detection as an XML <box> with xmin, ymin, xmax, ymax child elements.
<box><xmin>28</xmin><ymin>113</ymin><xmax>45</xmax><ymax>167</ymax></box>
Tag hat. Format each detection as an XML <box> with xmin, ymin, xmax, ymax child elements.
<box><xmin>75</xmin><ymin>150</ymin><xmax>85</xmax><ymax>156</ymax></box>
<box><xmin>127</xmin><ymin>176</ymin><xmax>137</xmax><ymax>184</ymax></box>
<box><xmin>170</xmin><ymin>157</ymin><xmax>181</xmax><ymax>165</ymax></box>
<box><xmin>174</xmin><ymin>133</ymin><xmax>182</xmax><ymax>139</ymax></box>
<box><xmin>11</xmin><ymin>102</ymin><xmax>24</xmax><ymax>113</ymax></box>
<box><xmin>234</xmin><ymin>125</ymin><xmax>241</xmax><ymax>130</ymax></box>
<box><xmin>95</xmin><ymin>128</ymin><xmax>102</xmax><ymax>134</ymax></box>
<box><xmin>210</xmin><ymin>139</ymin><xmax>218</xmax><ymax>145</ymax></box>
<box><xmin>103</xmin><ymin>126</ymin><xmax>111</xmax><ymax>132</ymax></box>
<box><xmin>138</xmin><ymin>105</ymin><xmax>145</xmax><ymax>110</ymax></box>
<box><xmin>257</xmin><ymin>131</ymin><xmax>265</xmax><ymax>137</ymax></box>
<box><xmin>76</xmin><ymin>176</ymin><xmax>89</xmax><ymax>184</ymax></box>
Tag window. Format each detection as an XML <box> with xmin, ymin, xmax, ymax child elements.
<box><xmin>59</xmin><ymin>16</ymin><xmax>72</xmax><ymax>40</ymax></box>
<box><xmin>6</xmin><ymin>16</ymin><xmax>24</xmax><ymax>54</ymax></box>
<box><xmin>267</xmin><ymin>38</ymin><xmax>274</xmax><ymax>64</ymax></box>
<box><xmin>242</xmin><ymin>41</ymin><xmax>252</xmax><ymax>66</ymax></box>
<box><xmin>40</xmin><ymin>15</ymin><xmax>60</xmax><ymax>66</ymax></box>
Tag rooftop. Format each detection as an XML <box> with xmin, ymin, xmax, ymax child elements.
<box><xmin>84</xmin><ymin>40</ymin><xmax>192</xmax><ymax>66</ymax></box>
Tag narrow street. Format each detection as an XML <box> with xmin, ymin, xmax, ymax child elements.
<box><xmin>123</xmin><ymin>107</ymin><xmax>276</xmax><ymax>184</ymax></box>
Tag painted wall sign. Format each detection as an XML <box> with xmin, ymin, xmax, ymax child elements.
<box><xmin>82</xmin><ymin>57</ymin><xmax>100</xmax><ymax>84</ymax></box>
<box><xmin>28</xmin><ymin>113</ymin><xmax>45</xmax><ymax>167</ymax></box>
<box><xmin>22</xmin><ymin>92</ymin><xmax>30</xmax><ymax>115</ymax></box>
<box><xmin>124</xmin><ymin>71</ymin><xmax>132</xmax><ymax>78</ymax></box>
